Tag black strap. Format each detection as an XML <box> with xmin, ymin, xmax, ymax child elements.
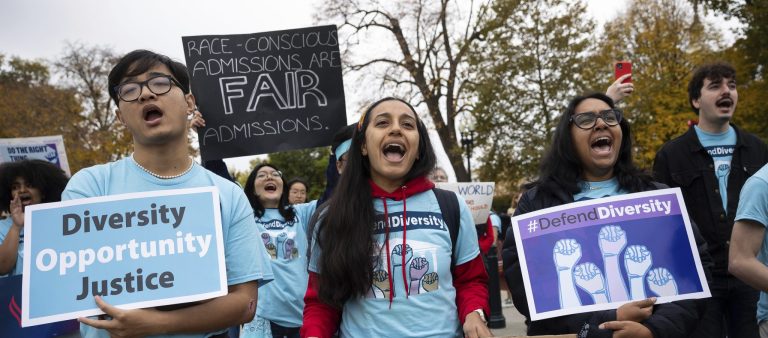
<box><xmin>433</xmin><ymin>188</ymin><xmax>460</xmax><ymax>269</ymax></box>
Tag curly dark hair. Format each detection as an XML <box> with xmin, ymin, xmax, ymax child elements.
<box><xmin>0</xmin><ymin>160</ymin><xmax>69</xmax><ymax>213</ymax></box>
<box><xmin>688</xmin><ymin>61</ymin><xmax>736</xmax><ymax>115</ymax></box>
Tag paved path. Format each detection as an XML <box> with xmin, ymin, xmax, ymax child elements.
<box><xmin>488</xmin><ymin>297</ymin><xmax>528</xmax><ymax>337</ymax></box>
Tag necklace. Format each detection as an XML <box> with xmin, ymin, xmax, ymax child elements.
<box><xmin>586</xmin><ymin>183</ymin><xmax>604</xmax><ymax>190</ymax></box>
<box><xmin>131</xmin><ymin>155</ymin><xmax>194</xmax><ymax>179</ymax></box>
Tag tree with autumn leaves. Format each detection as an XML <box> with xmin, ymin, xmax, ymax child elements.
<box><xmin>3</xmin><ymin>0</ymin><xmax>766</xmax><ymax>191</ymax></box>
<box><xmin>0</xmin><ymin>44</ymin><xmax>131</xmax><ymax>173</ymax></box>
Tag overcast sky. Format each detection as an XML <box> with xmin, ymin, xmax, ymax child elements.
<box><xmin>1</xmin><ymin>0</ymin><xmax>631</xmax><ymax>62</ymax></box>
<box><xmin>3</xmin><ymin>0</ymin><xmax>732</xmax><ymax>173</ymax></box>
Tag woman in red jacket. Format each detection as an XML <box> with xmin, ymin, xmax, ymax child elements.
<box><xmin>302</xmin><ymin>97</ymin><xmax>490</xmax><ymax>338</ymax></box>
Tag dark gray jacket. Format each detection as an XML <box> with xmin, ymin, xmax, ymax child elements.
<box><xmin>653</xmin><ymin>124</ymin><xmax>768</xmax><ymax>276</ymax></box>
<box><xmin>502</xmin><ymin>182</ymin><xmax>713</xmax><ymax>338</ymax></box>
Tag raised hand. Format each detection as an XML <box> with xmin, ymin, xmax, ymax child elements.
<box><xmin>421</xmin><ymin>272</ymin><xmax>439</xmax><ymax>292</ymax></box>
<box><xmin>260</xmin><ymin>233</ymin><xmax>271</xmax><ymax>246</ymax></box>
<box><xmin>574</xmin><ymin>262</ymin><xmax>609</xmax><ymax>304</ymax></box>
<box><xmin>265</xmin><ymin>243</ymin><xmax>277</xmax><ymax>259</ymax></box>
<box><xmin>372</xmin><ymin>269</ymin><xmax>390</xmax><ymax>299</ymax></box>
<box><xmin>408</xmin><ymin>257</ymin><xmax>429</xmax><ymax>295</ymax></box>
<box><xmin>554</xmin><ymin>239</ymin><xmax>581</xmax><ymax>271</ymax></box>
<box><xmin>553</xmin><ymin>239</ymin><xmax>581</xmax><ymax>308</ymax></box>
<box><xmin>605</xmin><ymin>74</ymin><xmax>635</xmax><ymax>103</ymax></box>
<box><xmin>599</xmin><ymin>225</ymin><xmax>629</xmax><ymax>302</ymax></box>
<box><xmin>188</xmin><ymin>109</ymin><xmax>205</xmax><ymax>129</ymax></box>
<box><xmin>391</xmin><ymin>244</ymin><xmax>413</xmax><ymax>297</ymax></box>
<box><xmin>647</xmin><ymin>267</ymin><xmax>678</xmax><ymax>297</ymax></box>
<box><xmin>624</xmin><ymin>245</ymin><xmax>653</xmax><ymax>300</ymax></box>
<box><xmin>284</xmin><ymin>238</ymin><xmax>295</xmax><ymax>260</ymax></box>
<box><xmin>599</xmin><ymin>225</ymin><xmax>627</xmax><ymax>257</ymax></box>
<box><xmin>10</xmin><ymin>195</ymin><xmax>24</xmax><ymax>229</ymax></box>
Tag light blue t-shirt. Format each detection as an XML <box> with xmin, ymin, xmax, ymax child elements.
<box><xmin>695</xmin><ymin>125</ymin><xmax>737</xmax><ymax>212</ymax></box>
<box><xmin>0</xmin><ymin>217</ymin><xmax>23</xmax><ymax>277</ymax></box>
<box><xmin>574</xmin><ymin>177</ymin><xmax>627</xmax><ymax>201</ymax></box>
<box><xmin>735</xmin><ymin>164</ymin><xmax>768</xmax><ymax>322</ymax></box>
<box><xmin>247</xmin><ymin>202</ymin><xmax>316</xmax><ymax>328</ymax></box>
<box><xmin>62</xmin><ymin>157</ymin><xmax>274</xmax><ymax>338</ymax></box>
<box><xmin>490</xmin><ymin>213</ymin><xmax>501</xmax><ymax>233</ymax></box>
<box><xmin>308</xmin><ymin>190</ymin><xmax>480</xmax><ymax>338</ymax></box>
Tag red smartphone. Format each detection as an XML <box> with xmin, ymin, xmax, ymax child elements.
<box><xmin>614</xmin><ymin>61</ymin><xmax>632</xmax><ymax>83</ymax></box>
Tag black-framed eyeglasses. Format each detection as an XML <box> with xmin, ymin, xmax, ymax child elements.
<box><xmin>570</xmin><ymin>109</ymin><xmax>623</xmax><ymax>130</ymax></box>
<box><xmin>256</xmin><ymin>171</ymin><xmax>282</xmax><ymax>179</ymax></box>
<box><xmin>114</xmin><ymin>75</ymin><xmax>183</xmax><ymax>102</ymax></box>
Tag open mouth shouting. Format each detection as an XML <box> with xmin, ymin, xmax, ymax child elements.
<box><xmin>264</xmin><ymin>182</ymin><xmax>278</xmax><ymax>193</ymax></box>
<box><xmin>142</xmin><ymin>104</ymin><xmax>164</xmax><ymax>125</ymax></box>
<box><xmin>590</xmin><ymin>135</ymin><xmax>614</xmax><ymax>157</ymax></box>
<box><xmin>715</xmin><ymin>97</ymin><xmax>734</xmax><ymax>112</ymax></box>
<box><xmin>382</xmin><ymin>142</ymin><xmax>407</xmax><ymax>163</ymax></box>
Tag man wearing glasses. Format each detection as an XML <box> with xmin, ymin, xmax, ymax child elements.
<box><xmin>653</xmin><ymin>62</ymin><xmax>768</xmax><ymax>338</ymax></box>
<box><xmin>62</xmin><ymin>49</ymin><xmax>273</xmax><ymax>338</ymax></box>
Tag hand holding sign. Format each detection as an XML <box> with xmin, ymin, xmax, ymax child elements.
<box><xmin>599</xmin><ymin>320</ymin><xmax>653</xmax><ymax>338</ymax></box>
<box><xmin>78</xmin><ymin>296</ymin><xmax>162</xmax><ymax>338</ymax></box>
<box><xmin>616</xmin><ymin>297</ymin><xmax>656</xmax><ymax>322</ymax></box>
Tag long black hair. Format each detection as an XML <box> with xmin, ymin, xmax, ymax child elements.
<box><xmin>313</xmin><ymin>97</ymin><xmax>436</xmax><ymax>308</ymax></box>
<box><xmin>530</xmin><ymin>92</ymin><xmax>653</xmax><ymax>198</ymax></box>
<box><xmin>243</xmin><ymin>163</ymin><xmax>295</xmax><ymax>221</ymax></box>
<box><xmin>0</xmin><ymin>160</ymin><xmax>69</xmax><ymax>213</ymax></box>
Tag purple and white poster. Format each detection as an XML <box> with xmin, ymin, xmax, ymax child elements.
<box><xmin>511</xmin><ymin>188</ymin><xmax>710</xmax><ymax>320</ymax></box>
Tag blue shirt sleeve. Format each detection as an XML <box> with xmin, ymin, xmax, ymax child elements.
<box><xmin>736</xmin><ymin>174</ymin><xmax>768</xmax><ymax>227</ymax></box>
<box><xmin>490</xmin><ymin>213</ymin><xmax>502</xmax><ymax>232</ymax></box>
<box><xmin>224</xmin><ymin>184</ymin><xmax>274</xmax><ymax>287</ymax></box>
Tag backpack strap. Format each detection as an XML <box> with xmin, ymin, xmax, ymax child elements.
<box><xmin>433</xmin><ymin>188</ymin><xmax>460</xmax><ymax>270</ymax></box>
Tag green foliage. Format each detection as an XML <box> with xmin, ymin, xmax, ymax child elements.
<box><xmin>583</xmin><ymin>0</ymin><xmax>724</xmax><ymax>169</ymax></box>
<box><xmin>0</xmin><ymin>54</ymin><xmax>88</xmax><ymax>171</ymax></box>
<box><xmin>700</xmin><ymin>0</ymin><xmax>768</xmax><ymax>141</ymax></box>
<box><xmin>469</xmin><ymin>0</ymin><xmax>595</xmax><ymax>193</ymax></box>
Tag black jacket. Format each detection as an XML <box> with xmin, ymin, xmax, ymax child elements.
<box><xmin>653</xmin><ymin>124</ymin><xmax>768</xmax><ymax>276</ymax></box>
<box><xmin>502</xmin><ymin>182</ymin><xmax>713</xmax><ymax>338</ymax></box>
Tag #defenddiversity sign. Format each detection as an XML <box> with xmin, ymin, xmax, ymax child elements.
<box><xmin>21</xmin><ymin>187</ymin><xmax>226</xmax><ymax>327</ymax></box>
<box><xmin>182</xmin><ymin>25</ymin><xmax>347</xmax><ymax>161</ymax></box>
<box><xmin>511</xmin><ymin>188</ymin><xmax>710</xmax><ymax>321</ymax></box>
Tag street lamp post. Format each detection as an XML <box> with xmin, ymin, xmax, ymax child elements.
<box><xmin>460</xmin><ymin>128</ymin><xmax>474</xmax><ymax>181</ymax></box>
<box><xmin>459</xmin><ymin>124</ymin><xmax>506</xmax><ymax>328</ymax></box>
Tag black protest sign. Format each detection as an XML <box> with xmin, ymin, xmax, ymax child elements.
<box><xmin>182</xmin><ymin>25</ymin><xmax>346</xmax><ymax>161</ymax></box>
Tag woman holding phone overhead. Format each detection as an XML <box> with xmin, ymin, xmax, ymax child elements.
<box><xmin>502</xmin><ymin>92</ymin><xmax>712</xmax><ymax>338</ymax></box>
<box><xmin>302</xmin><ymin>97</ymin><xmax>490</xmax><ymax>338</ymax></box>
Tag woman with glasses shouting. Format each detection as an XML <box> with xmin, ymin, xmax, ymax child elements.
<box><xmin>502</xmin><ymin>92</ymin><xmax>713</xmax><ymax>338</ymax></box>
<box><xmin>242</xmin><ymin>163</ymin><xmax>317</xmax><ymax>338</ymax></box>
